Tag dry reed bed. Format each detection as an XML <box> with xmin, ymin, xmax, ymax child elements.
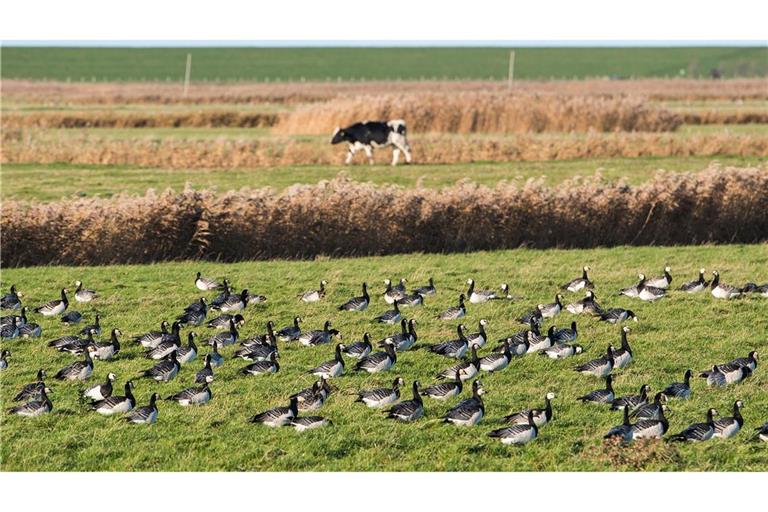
<box><xmin>1</xmin><ymin>111</ymin><xmax>279</xmax><ymax>129</ymax></box>
<box><xmin>4</xmin><ymin>131</ymin><xmax>767</xmax><ymax>168</ymax></box>
<box><xmin>681</xmin><ymin>111</ymin><xmax>768</xmax><ymax>125</ymax></box>
<box><xmin>5</xmin><ymin>78</ymin><xmax>767</xmax><ymax>104</ymax></box>
<box><xmin>2</xmin><ymin>167</ymin><xmax>766</xmax><ymax>267</ymax></box>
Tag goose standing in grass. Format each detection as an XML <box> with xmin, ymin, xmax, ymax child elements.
<box><xmin>74</xmin><ymin>281</ymin><xmax>98</xmax><ymax>302</ymax></box>
<box><xmin>611</xmin><ymin>384</ymin><xmax>650</xmax><ymax>412</ymax></box>
<box><xmin>91</xmin><ymin>380</ymin><xmax>136</xmax><ymax>416</ymax></box>
<box><xmin>374</xmin><ymin>301</ymin><xmax>401</xmax><ymax>325</ymax></box>
<box><xmin>562</xmin><ymin>266</ymin><xmax>594</xmax><ymax>292</ymax></box>
<box><xmin>680</xmin><ymin>269</ymin><xmax>709</xmax><ymax>293</ymax></box>
<box><xmin>466</xmin><ymin>279</ymin><xmax>502</xmax><ymax>304</ymax></box>
<box><xmin>552</xmin><ymin>322</ymin><xmax>578</xmax><ymax>343</ymax></box>
<box><xmin>355</xmin><ymin>341</ymin><xmax>397</xmax><ymax>373</ymax></box>
<box><xmin>517</xmin><ymin>305</ymin><xmax>544</xmax><ymax>326</ymax></box>
<box><xmin>636</xmin><ymin>274</ymin><xmax>666</xmax><ymax>301</ymax></box>
<box><xmin>338</xmin><ymin>283</ymin><xmax>370</xmax><ymax>311</ymax></box>
<box><xmin>178</xmin><ymin>298</ymin><xmax>208</xmax><ymax>326</ymax></box>
<box><xmin>710</xmin><ymin>271</ymin><xmax>744</xmax><ymax>299</ymax></box>
<box><xmin>1</xmin><ymin>285</ymin><xmax>22</xmax><ymax>310</ymax></box>
<box><xmin>0</xmin><ymin>350</ymin><xmax>10</xmax><ymax>370</ymax></box>
<box><xmin>34</xmin><ymin>288</ymin><xmax>69</xmax><ymax>317</ymax></box>
<box><xmin>1</xmin><ymin>318</ymin><xmax>19</xmax><ymax>341</ymax></box>
<box><xmin>504</xmin><ymin>392</ymin><xmax>556</xmax><ymax>427</ymax></box>
<box><xmin>195</xmin><ymin>355</ymin><xmax>215</xmax><ymax>383</ymax></box>
<box><xmin>421</xmin><ymin>370</ymin><xmax>464</xmax><ymax>400</ymax></box>
<box><xmin>396</xmin><ymin>292</ymin><xmax>424</xmax><ymax>307</ymax></box>
<box><xmin>714</xmin><ymin>400</ymin><xmax>745</xmax><ymax>439</ymax></box>
<box><xmin>7</xmin><ymin>388</ymin><xmax>52</xmax><ymax>417</ymax></box>
<box><xmin>139</xmin><ymin>353</ymin><xmax>181</xmax><ymax>382</ymax></box>
<box><xmin>84</xmin><ymin>372</ymin><xmax>117</xmax><ymax>401</ymax></box>
<box><xmin>464</xmin><ymin>319</ymin><xmax>489</xmax><ymax>348</ymax></box>
<box><xmin>343</xmin><ymin>333</ymin><xmax>373</xmax><ymax>359</ymax></box>
<box><xmin>55</xmin><ymin>346</ymin><xmax>95</xmax><ymax>381</ymax></box>
<box><xmin>413</xmin><ymin>278</ymin><xmax>436</xmax><ymax>296</ymax></box>
<box><xmin>310</xmin><ymin>343</ymin><xmax>346</xmax><ymax>378</ymax></box>
<box><xmin>60</xmin><ymin>311</ymin><xmax>83</xmax><ymax>325</ymax></box>
<box><xmin>206</xmin><ymin>318</ymin><xmax>240</xmax><ymax>347</ymax></box>
<box><xmin>631</xmin><ymin>393</ymin><xmax>669</xmax><ymax>421</ymax></box>
<box><xmin>541</xmin><ymin>342</ymin><xmax>583</xmax><ymax>359</ymax></box>
<box><xmin>356</xmin><ymin>377</ymin><xmax>405</xmax><ymax>408</ymax></box>
<box><xmin>18</xmin><ymin>318</ymin><xmax>42</xmax><ymax>338</ymax></box>
<box><xmin>604</xmin><ymin>406</ymin><xmax>633</xmax><ymax>442</ymax></box>
<box><xmin>212</xmin><ymin>289</ymin><xmax>249</xmax><ymax>313</ymax></box>
<box><xmin>208</xmin><ymin>341</ymin><xmax>224</xmax><ymax>368</ymax></box>
<box><xmin>438</xmin><ymin>294</ymin><xmax>466</xmax><ymax>320</ymax></box>
<box><xmin>176</xmin><ymin>332</ymin><xmax>198</xmax><ymax>365</ymax></box>
<box><xmin>566</xmin><ymin>291</ymin><xmax>603</xmax><ymax>316</ymax></box>
<box><xmin>669</xmin><ymin>408</ymin><xmax>718</xmax><ymax>442</ymax></box>
<box><xmin>91</xmin><ymin>328</ymin><xmax>121</xmax><ymax>360</ymax></box>
<box><xmin>300</xmin><ymin>280</ymin><xmax>327</xmax><ymax>303</ymax></box>
<box><xmin>13</xmin><ymin>369</ymin><xmax>48</xmax><ymax>402</ymax></box>
<box><xmin>133</xmin><ymin>321</ymin><xmax>171</xmax><ymax>349</ymax></box>
<box><xmin>2</xmin><ymin>306</ymin><xmax>27</xmax><ymax>328</ymax></box>
<box><xmin>241</xmin><ymin>352</ymin><xmax>280</xmax><ymax>376</ymax></box>
<box><xmin>276</xmin><ymin>316</ymin><xmax>302</xmax><ymax>342</ymax></box>
<box><xmin>250</xmin><ymin>397</ymin><xmax>300</xmax><ymax>427</ymax></box>
<box><xmin>289</xmin><ymin>416</ymin><xmax>332</xmax><ymax>431</ymax></box>
<box><xmin>207</xmin><ymin>313</ymin><xmax>245</xmax><ymax>330</ymax></box>
<box><xmin>662</xmin><ymin>369</ymin><xmax>693</xmax><ymax>399</ymax></box>
<box><xmin>599</xmin><ymin>308</ymin><xmax>638</xmax><ymax>324</ymax></box>
<box><xmin>488</xmin><ymin>410</ymin><xmax>538</xmax><ymax>445</ymax></box>
<box><xmin>575</xmin><ymin>345</ymin><xmax>615</xmax><ymax>377</ymax></box>
<box><xmin>444</xmin><ymin>380</ymin><xmax>486</xmax><ymax>426</ymax></box>
<box><xmin>479</xmin><ymin>340</ymin><xmax>512</xmax><ymax>373</ymax></box>
<box><xmin>429</xmin><ymin>325</ymin><xmax>469</xmax><ymax>359</ymax></box>
<box><xmin>297</xmin><ymin>320</ymin><xmax>340</xmax><ymax>347</ymax></box>
<box><xmin>611</xmin><ymin>326</ymin><xmax>634</xmax><ymax>369</ymax></box>
<box><xmin>125</xmin><ymin>393</ymin><xmax>159</xmax><ymax>424</ymax></box>
<box><xmin>646</xmin><ymin>266</ymin><xmax>673</xmax><ymax>289</ymax></box>
<box><xmin>630</xmin><ymin>406</ymin><xmax>669</xmax><ymax>440</ymax></box>
<box><xmin>167</xmin><ymin>375</ymin><xmax>214</xmax><ymax>406</ymax></box>
<box><xmin>437</xmin><ymin>345</ymin><xmax>480</xmax><ymax>381</ymax></box>
<box><xmin>195</xmin><ymin>272</ymin><xmax>223</xmax><ymax>291</ymax></box>
<box><xmin>576</xmin><ymin>375</ymin><xmax>615</xmax><ymax>404</ymax></box>
<box><xmin>385</xmin><ymin>381</ymin><xmax>424</xmax><ymax>422</ymax></box>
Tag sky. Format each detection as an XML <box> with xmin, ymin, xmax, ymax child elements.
<box><xmin>3</xmin><ymin>40</ymin><xmax>766</xmax><ymax>47</ymax></box>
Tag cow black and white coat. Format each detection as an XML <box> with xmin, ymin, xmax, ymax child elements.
<box><xmin>331</xmin><ymin>120</ymin><xmax>412</xmax><ymax>166</ymax></box>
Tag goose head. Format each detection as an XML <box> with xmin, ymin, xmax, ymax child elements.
<box><xmin>107</xmin><ymin>372</ymin><xmax>117</xmax><ymax>382</ymax></box>
<box><xmin>545</xmin><ymin>391</ymin><xmax>556</xmax><ymax>400</ymax></box>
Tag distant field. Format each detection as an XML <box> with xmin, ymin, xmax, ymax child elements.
<box><xmin>2</xmin><ymin>47</ymin><xmax>767</xmax><ymax>82</ymax></box>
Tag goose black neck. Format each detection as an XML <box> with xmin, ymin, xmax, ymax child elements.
<box><xmin>60</xmin><ymin>289</ymin><xmax>69</xmax><ymax>305</ymax></box>
<box><xmin>712</xmin><ymin>273</ymin><xmax>720</xmax><ymax>287</ymax></box>
<box><xmin>125</xmin><ymin>382</ymin><xmax>135</xmax><ymax>403</ymax></box>
<box><xmin>412</xmin><ymin>382</ymin><xmax>422</xmax><ymax>404</ymax></box>
<box><xmin>467</xmin><ymin>280</ymin><xmax>475</xmax><ymax>296</ymax></box>
<box><xmin>408</xmin><ymin>320</ymin><xmax>417</xmax><ymax>340</ymax></box>
<box><xmin>733</xmin><ymin>403</ymin><xmax>744</xmax><ymax>426</ymax></box>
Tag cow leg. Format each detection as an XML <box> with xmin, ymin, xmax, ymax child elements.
<box><xmin>363</xmin><ymin>145</ymin><xmax>374</xmax><ymax>165</ymax></box>
<box><xmin>345</xmin><ymin>144</ymin><xmax>356</xmax><ymax>164</ymax></box>
<box><xmin>392</xmin><ymin>141</ymin><xmax>411</xmax><ymax>164</ymax></box>
<box><xmin>391</xmin><ymin>147</ymin><xmax>401</xmax><ymax>166</ymax></box>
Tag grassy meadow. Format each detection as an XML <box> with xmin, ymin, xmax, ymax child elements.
<box><xmin>1</xmin><ymin>245</ymin><xmax>767</xmax><ymax>471</ymax></box>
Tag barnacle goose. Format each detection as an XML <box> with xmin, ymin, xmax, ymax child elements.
<box><xmin>393</xmin><ymin>278</ymin><xmax>407</xmax><ymax>296</ymax></box>
<box><xmin>714</xmin><ymin>400</ymin><xmax>744</xmax><ymax>439</ymax></box>
<box><xmin>2</xmin><ymin>306</ymin><xmax>27</xmax><ymax>328</ymax></box>
<box><xmin>58</xmin><ymin>329</ymin><xmax>97</xmax><ymax>355</ymax></box>
<box><xmin>756</xmin><ymin>423</ymin><xmax>768</xmax><ymax>442</ymax></box>
<box><xmin>138</xmin><ymin>352</ymin><xmax>181</xmax><ymax>382</ymax></box>
<box><xmin>92</xmin><ymin>380</ymin><xmax>136</xmax><ymax>416</ymax></box>
<box><xmin>396</xmin><ymin>292</ymin><xmax>424</xmax><ymax>307</ymax></box>
<box><xmin>541</xmin><ymin>342</ymin><xmax>583</xmax><ymax>359</ymax></box>
<box><xmin>195</xmin><ymin>354</ymin><xmax>215</xmax><ymax>383</ymax></box>
<box><xmin>207</xmin><ymin>313</ymin><xmax>245</xmax><ymax>330</ymax></box>
<box><xmin>465</xmin><ymin>319</ymin><xmax>489</xmax><ymax>348</ymax></box>
<box><xmin>611</xmin><ymin>384</ymin><xmax>650</xmax><ymax>412</ymax></box>
<box><xmin>631</xmin><ymin>393</ymin><xmax>669</xmax><ymax>421</ymax></box>
<box><xmin>493</xmin><ymin>330</ymin><xmax>530</xmax><ymax>356</ymax></box>
<box><xmin>680</xmin><ymin>269</ymin><xmax>709</xmax><ymax>293</ymax></box>
<box><xmin>488</xmin><ymin>410</ymin><xmax>538</xmax><ymax>445</ymax></box>
<box><xmin>356</xmin><ymin>377</ymin><xmax>404</xmax><ymax>408</ymax></box>
<box><xmin>34</xmin><ymin>288</ymin><xmax>69</xmax><ymax>317</ymax></box>
<box><xmin>413</xmin><ymin>278</ymin><xmax>436</xmax><ymax>296</ymax></box>
<box><xmin>300</xmin><ymin>280</ymin><xmax>327</xmax><ymax>302</ymax></box>
<box><xmin>245</xmin><ymin>292</ymin><xmax>267</xmax><ymax>305</ymax></box>
<box><xmin>212</xmin><ymin>289</ymin><xmax>249</xmax><ymax>313</ymax></box>
<box><xmin>55</xmin><ymin>346</ymin><xmax>95</xmax><ymax>381</ymax></box>
<box><xmin>662</xmin><ymin>369</ymin><xmax>693</xmax><ymax>399</ymax></box>
<box><xmin>517</xmin><ymin>304</ymin><xmax>544</xmax><ymax>326</ymax></box>
<box><xmin>234</xmin><ymin>332</ymin><xmax>277</xmax><ymax>362</ymax></box>
<box><xmin>429</xmin><ymin>324</ymin><xmax>469</xmax><ymax>359</ymax></box>
<box><xmin>576</xmin><ymin>375</ymin><xmax>614</xmax><ymax>404</ymax></box>
<box><xmin>374</xmin><ymin>301</ymin><xmax>401</xmax><ymax>324</ymax></box>
<box><xmin>177</xmin><ymin>298</ymin><xmax>208</xmax><ymax>326</ymax></box>
<box><xmin>540</xmin><ymin>294</ymin><xmax>564</xmax><ymax>318</ymax></box>
<box><xmin>437</xmin><ymin>344</ymin><xmax>480</xmax><ymax>381</ymax></box>
<box><xmin>504</xmin><ymin>392</ymin><xmax>556</xmax><ymax>427</ymax></box>
<box><xmin>125</xmin><ymin>393</ymin><xmax>159</xmax><ymax>424</ymax></box>
<box><xmin>343</xmin><ymin>333</ymin><xmax>373</xmax><ymax>359</ymax></box>
<box><xmin>60</xmin><ymin>311</ymin><xmax>82</xmax><ymax>325</ymax></box>
<box><xmin>309</xmin><ymin>343</ymin><xmax>346</xmax><ymax>378</ymax></box>
<box><xmin>74</xmin><ymin>281</ymin><xmax>98</xmax><ymax>302</ymax></box>
<box><xmin>636</xmin><ymin>274</ymin><xmax>666</xmax><ymax>301</ymax></box>
<box><xmin>176</xmin><ymin>332</ymin><xmax>198</xmax><ymax>365</ymax></box>
<box><xmin>526</xmin><ymin>328</ymin><xmax>553</xmax><ymax>354</ymax></box>
<box><xmin>498</xmin><ymin>317</ymin><xmax>539</xmax><ymax>347</ymax></box>
<box><xmin>381</xmin><ymin>319</ymin><xmax>417</xmax><ymax>352</ymax></box>
<box><xmin>206</xmin><ymin>318</ymin><xmax>240</xmax><ymax>347</ymax></box>
<box><xmin>0</xmin><ymin>350</ymin><xmax>9</xmax><ymax>370</ymax></box>
<box><xmin>210</xmin><ymin>279</ymin><xmax>232</xmax><ymax>307</ymax></box>
<box><xmin>438</xmin><ymin>294</ymin><xmax>466</xmax><ymax>320</ymax></box>
<box><xmin>646</xmin><ymin>266</ymin><xmax>673</xmax><ymax>289</ymax></box>
<box><xmin>276</xmin><ymin>316</ymin><xmax>302</xmax><ymax>342</ymax></box>
<box><xmin>241</xmin><ymin>352</ymin><xmax>280</xmax><ymax>376</ymax></box>
<box><xmin>338</xmin><ymin>282</ymin><xmax>370</xmax><ymax>311</ymax></box>
<box><xmin>145</xmin><ymin>331</ymin><xmax>181</xmax><ymax>360</ymax></box>
<box><xmin>195</xmin><ymin>272</ymin><xmax>223</xmax><ymax>291</ymax></box>
<box><xmin>566</xmin><ymin>291</ymin><xmax>603</xmax><ymax>316</ymax></box>
<box><xmin>13</xmin><ymin>369</ymin><xmax>48</xmax><ymax>402</ymax></box>
<box><xmin>444</xmin><ymin>380</ymin><xmax>486</xmax><ymax>426</ymax></box>
<box><xmin>297</xmin><ymin>320</ymin><xmax>340</xmax><ymax>347</ymax></box>
<box><xmin>208</xmin><ymin>341</ymin><xmax>224</xmax><ymax>368</ymax></box>
<box><xmin>562</xmin><ymin>266</ymin><xmax>594</xmax><ymax>293</ymax></box>
<box><xmin>599</xmin><ymin>308</ymin><xmax>638</xmax><ymax>324</ymax></box>
<box><xmin>48</xmin><ymin>332</ymin><xmax>88</xmax><ymax>350</ymax></box>
<box><xmin>290</xmin><ymin>378</ymin><xmax>331</xmax><ymax>412</ymax></box>
<box><xmin>700</xmin><ymin>358</ymin><xmax>754</xmax><ymax>386</ymax></box>
<box><xmin>167</xmin><ymin>375</ymin><xmax>214</xmax><ymax>406</ymax></box>
<box><xmin>18</xmin><ymin>319</ymin><xmax>42</xmax><ymax>338</ymax></box>
<box><xmin>250</xmin><ymin>397</ymin><xmax>300</xmax><ymax>427</ymax></box>
<box><xmin>575</xmin><ymin>345</ymin><xmax>615</xmax><ymax>377</ymax></box>
<box><xmin>1</xmin><ymin>285</ymin><xmax>22</xmax><ymax>310</ymax></box>
<box><xmin>604</xmin><ymin>406</ymin><xmax>633</xmax><ymax>443</ymax></box>
<box><xmin>710</xmin><ymin>271</ymin><xmax>743</xmax><ymax>299</ymax></box>
<box><xmin>133</xmin><ymin>321</ymin><xmax>171</xmax><ymax>349</ymax></box>
<box><xmin>669</xmin><ymin>408</ymin><xmax>718</xmax><ymax>442</ymax></box>
<box><xmin>385</xmin><ymin>381</ymin><xmax>424</xmax><ymax>422</ymax></box>
<box><xmin>7</xmin><ymin>388</ymin><xmax>52</xmax><ymax>417</ymax></box>
<box><xmin>289</xmin><ymin>416</ymin><xmax>331</xmax><ymax>431</ymax></box>
<box><xmin>629</xmin><ymin>405</ymin><xmax>669</xmax><ymax>440</ymax></box>
<box><xmin>421</xmin><ymin>370</ymin><xmax>463</xmax><ymax>400</ymax></box>
<box><xmin>479</xmin><ymin>340</ymin><xmax>512</xmax><ymax>373</ymax></box>
<box><xmin>355</xmin><ymin>341</ymin><xmax>397</xmax><ymax>373</ymax></box>
<box><xmin>83</xmin><ymin>372</ymin><xmax>117</xmax><ymax>401</ymax></box>
<box><xmin>619</xmin><ymin>278</ymin><xmax>641</xmax><ymax>298</ymax></box>
<box><xmin>91</xmin><ymin>328</ymin><xmax>121</xmax><ymax>360</ymax></box>
<box><xmin>611</xmin><ymin>326</ymin><xmax>634</xmax><ymax>369</ymax></box>
<box><xmin>727</xmin><ymin>351</ymin><xmax>759</xmax><ymax>372</ymax></box>
<box><xmin>382</xmin><ymin>279</ymin><xmax>406</xmax><ymax>304</ymax></box>
<box><xmin>466</xmin><ymin>279</ymin><xmax>501</xmax><ymax>304</ymax></box>
<box><xmin>1</xmin><ymin>318</ymin><xmax>19</xmax><ymax>340</ymax></box>
<box><xmin>239</xmin><ymin>321</ymin><xmax>276</xmax><ymax>348</ymax></box>
<box><xmin>552</xmin><ymin>322</ymin><xmax>578</xmax><ymax>343</ymax></box>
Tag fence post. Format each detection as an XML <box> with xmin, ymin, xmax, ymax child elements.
<box><xmin>183</xmin><ymin>53</ymin><xmax>192</xmax><ymax>97</ymax></box>
<box><xmin>507</xmin><ymin>50</ymin><xmax>516</xmax><ymax>90</ymax></box>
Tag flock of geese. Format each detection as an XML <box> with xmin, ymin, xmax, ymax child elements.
<box><xmin>1</xmin><ymin>266</ymin><xmax>766</xmax><ymax>447</ymax></box>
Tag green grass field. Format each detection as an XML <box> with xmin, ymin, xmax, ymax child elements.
<box><xmin>3</xmin><ymin>46</ymin><xmax>767</xmax><ymax>82</ymax></box>
<box><xmin>1</xmin><ymin>245</ymin><xmax>767</xmax><ymax>471</ymax></box>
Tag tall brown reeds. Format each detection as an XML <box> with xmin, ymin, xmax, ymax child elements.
<box><xmin>2</xmin><ymin>111</ymin><xmax>279</xmax><ymax>129</ymax></box>
<box><xmin>2</xmin><ymin>166</ymin><xmax>766</xmax><ymax>267</ymax></box>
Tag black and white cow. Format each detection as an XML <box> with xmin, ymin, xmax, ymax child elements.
<box><xmin>331</xmin><ymin>120</ymin><xmax>412</xmax><ymax>166</ymax></box>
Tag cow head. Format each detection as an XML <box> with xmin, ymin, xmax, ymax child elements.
<box><xmin>331</xmin><ymin>127</ymin><xmax>345</xmax><ymax>144</ymax></box>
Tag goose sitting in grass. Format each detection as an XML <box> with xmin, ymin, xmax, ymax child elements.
<box><xmin>356</xmin><ymin>377</ymin><xmax>404</xmax><ymax>408</ymax></box>
<box><xmin>540</xmin><ymin>342</ymin><xmax>583</xmax><ymax>360</ymax></box>
<box><xmin>526</xmin><ymin>328</ymin><xmax>553</xmax><ymax>354</ymax></box>
<box><xmin>206</xmin><ymin>313</ymin><xmax>245</xmax><ymax>330</ymax></box>
<box><xmin>234</xmin><ymin>333</ymin><xmax>277</xmax><ymax>362</ymax></box>
<box><xmin>504</xmin><ymin>392</ymin><xmax>556</xmax><ymax>427</ymax></box>
<box><xmin>7</xmin><ymin>388</ymin><xmax>52</xmax><ymax>417</ymax></box>
<box><xmin>250</xmin><ymin>397</ymin><xmax>300</xmax><ymax>427</ymax></box>
<box><xmin>58</xmin><ymin>329</ymin><xmax>97</xmax><ymax>355</ymax></box>
<box><xmin>412</xmin><ymin>277</ymin><xmax>436</xmax><ymax>296</ymax></box>
<box><xmin>175</xmin><ymin>332</ymin><xmax>198</xmax><ymax>365</ymax></box>
<box><xmin>195</xmin><ymin>272</ymin><xmax>223</xmax><ymax>291</ymax></box>
<box><xmin>354</xmin><ymin>341</ymin><xmax>397</xmax><ymax>373</ymax></box>
<box><xmin>680</xmin><ymin>268</ymin><xmax>709</xmax><ymax>293</ymax></box>
<box><xmin>575</xmin><ymin>345</ymin><xmax>615</xmax><ymax>378</ymax></box>
<box><xmin>83</xmin><ymin>373</ymin><xmax>117</xmax><ymax>401</ymax></box>
<box><xmin>662</xmin><ymin>369</ymin><xmax>693</xmax><ymax>399</ymax></box>
<box><xmin>210</xmin><ymin>279</ymin><xmax>232</xmax><ymax>307</ymax></box>
<box><xmin>396</xmin><ymin>292</ymin><xmax>424</xmax><ymax>307</ymax></box>
<box><xmin>385</xmin><ymin>381</ymin><xmax>424</xmax><ymax>422</ymax></box>
<box><xmin>205</xmin><ymin>319</ymin><xmax>240</xmax><ymax>348</ymax></box>
<box><xmin>300</xmin><ymin>280</ymin><xmax>327</xmax><ymax>303</ymax></box>
<box><xmin>382</xmin><ymin>279</ymin><xmax>406</xmax><ymax>305</ymax></box>
<box><xmin>629</xmin><ymin>406</ymin><xmax>669</xmax><ymax>440</ymax></box>
<box><xmin>438</xmin><ymin>294</ymin><xmax>466</xmax><ymax>320</ymax></box>
<box><xmin>727</xmin><ymin>351</ymin><xmax>759</xmax><ymax>372</ymax></box>
<box><xmin>700</xmin><ymin>352</ymin><xmax>757</xmax><ymax>386</ymax></box>
<box><xmin>669</xmin><ymin>408</ymin><xmax>718</xmax><ymax>442</ymax></box>
<box><xmin>18</xmin><ymin>318</ymin><xmax>42</xmax><ymax>338</ymax></box>
<box><xmin>631</xmin><ymin>392</ymin><xmax>669</xmax><ymax>421</ymax></box>
<box><xmin>133</xmin><ymin>321</ymin><xmax>171</xmax><ymax>349</ymax></box>
<box><xmin>611</xmin><ymin>384</ymin><xmax>651</xmax><ymax>412</ymax></box>
<box><xmin>611</xmin><ymin>326</ymin><xmax>634</xmax><ymax>369</ymax></box>
<box><xmin>714</xmin><ymin>400</ymin><xmax>745</xmax><ymax>439</ymax></box>
<box><xmin>239</xmin><ymin>321</ymin><xmax>276</xmax><ymax>348</ymax></box>
<box><xmin>619</xmin><ymin>278</ymin><xmax>641</xmax><ymax>298</ymax></box>
<box><xmin>212</xmin><ymin>289</ymin><xmax>249</xmax><ymax>313</ymax></box>
<box><xmin>338</xmin><ymin>283</ymin><xmax>370</xmax><ymax>311</ymax></box>
<box><xmin>599</xmin><ymin>308</ymin><xmax>638</xmax><ymax>324</ymax></box>
<box><xmin>241</xmin><ymin>352</ymin><xmax>280</xmax><ymax>376</ymax></box>
<box><xmin>195</xmin><ymin>355</ymin><xmax>215</xmax><ymax>383</ymax></box>
<box><xmin>444</xmin><ymin>380</ymin><xmax>486</xmax><ymax>426</ymax></box>
<box><xmin>393</xmin><ymin>278</ymin><xmax>407</xmax><ymax>296</ymax></box>
<box><xmin>374</xmin><ymin>301</ymin><xmax>401</xmax><ymax>325</ymax></box>
<box><xmin>309</xmin><ymin>344</ymin><xmax>346</xmax><ymax>378</ymax></box>
<box><xmin>139</xmin><ymin>353</ymin><xmax>181</xmax><ymax>382</ymax></box>
<box><xmin>1</xmin><ymin>318</ymin><xmax>19</xmax><ymax>341</ymax></box>
<box><xmin>517</xmin><ymin>304</ymin><xmax>544</xmax><ymax>326</ymax></box>
<box><xmin>576</xmin><ymin>375</ymin><xmax>614</xmax><ymax>404</ymax></box>
<box><xmin>343</xmin><ymin>333</ymin><xmax>373</xmax><ymax>359</ymax></box>
<box><xmin>13</xmin><ymin>369</ymin><xmax>48</xmax><ymax>402</ymax></box>
<box><xmin>289</xmin><ymin>416</ymin><xmax>332</xmax><ymax>431</ymax></box>
<box><xmin>177</xmin><ymin>298</ymin><xmax>208</xmax><ymax>326</ymax></box>
<box><xmin>91</xmin><ymin>328</ymin><xmax>122</xmax><ymax>361</ymax></box>
<box><xmin>0</xmin><ymin>350</ymin><xmax>9</xmax><ymax>370</ymax></box>
<box><xmin>464</xmin><ymin>319</ymin><xmax>489</xmax><ymax>348</ymax></box>
<box><xmin>420</xmin><ymin>370</ymin><xmax>463</xmax><ymax>400</ymax></box>
<box><xmin>552</xmin><ymin>322</ymin><xmax>578</xmax><ymax>343</ymax></box>
<box><xmin>74</xmin><ymin>281</ymin><xmax>98</xmax><ymax>302</ymax></box>
<box><xmin>479</xmin><ymin>340</ymin><xmax>512</xmax><ymax>373</ymax></box>
<box><xmin>429</xmin><ymin>325</ymin><xmax>469</xmax><ymax>359</ymax></box>
<box><xmin>755</xmin><ymin>422</ymin><xmax>768</xmax><ymax>442</ymax></box>
<box><xmin>297</xmin><ymin>320</ymin><xmax>340</xmax><ymax>347</ymax></box>
<box><xmin>290</xmin><ymin>378</ymin><xmax>331</xmax><ymax>412</ymax></box>
<box><xmin>125</xmin><ymin>393</ymin><xmax>159</xmax><ymax>424</ymax></box>
<box><xmin>566</xmin><ymin>291</ymin><xmax>603</xmax><ymax>316</ymax></box>
<box><xmin>561</xmin><ymin>266</ymin><xmax>594</xmax><ymax>292</ymax></box>
<box><xmin>488</xmin><ymin>410</ymin><xmax>538</xmax><ymax>445</ymax></box>
<box><xmin>466</xmin><ymin>279</ymin><xmax>503</xmax><ymax>304</ymax></box>
<box><xmin>498</xmin><ymin>317</ymin><xmax>540</xmax><ymax>347</ymax></box>
<box><xmin>276</xmin><ymin>316</ymin><xmax>302</xmax><ymax>342</ymax></box>
<box><xmin>646</xmin><ymin>266</ymin><xmax>673</xmax><ymax>289</ymax></box>
<box><xmin>91</xmin><ymin>380</ymin><xmax>136</xmax><ymax>416</ymax></box>
<box><xmin>55</xmin><ymin>346</ymin><xmax>95</xmax><ymax>381</ymax></box>
<box><xmin>604</xmin><ymin>406</ymin><xmax>633</xmax><ymax>443</ymax></box>
<box><xmin>1</xmin><ymin>285</ymin><xmax>22</xmax><ymax>310</ymax></box>
<box><xmin>636</xmin><ymin>274</ymin><xmax>666</xmax><ymax>301</ymax></box>
<box><xmin>48</xmin><ymin>332</ymin><xmax>88</xmax><ymax>350</ymax></box>
<box><xmin>34</xmin><ymin>288</ymin><xmax>69</xmax><ymax>317</ymax></box>
<box><xmin>2</xmin><ymin>306</ymin><xmax>27</xmax><ymax>328</ymax></box>
<box><xmin>167</xmin><ymin>376</ymin><xmax>214</xmax><ymax>406</ymax></box>
<box><xmin>436</xmin><ymin>344</ymin><xmax>480</xmax><ymax>381</ymax></box>
<box><xmin>208</xmin><ymin>341</ymin><xmax>224</xmax><ymax>368</ymax></box>
<box><xmin>145</xmin><ymin>331</ymin><xmax>181</xmax><ymax>360</ymax></box>
<box><xmin>540</xmin><ymin>294</ymin><xmax>564</xmax><ymax>319</ymax></box>
<box><xmin>60</xmin><ymin>311</ymin><xmax>82</xmax><ymax>325</ymax></box>
<box><xmin>245</xmin><ymin>292</ymin><xmax>267</xmax><ymax>305</ymax></box>
<box><xmin>710</xmin><ymin>271</ymin><xmax>743</xmax><ymax>299</ymax></box>
<box><xmin>380</xmin><ymin>319</ymin><xmax>417</xmax><ymax>352</ymax></box>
